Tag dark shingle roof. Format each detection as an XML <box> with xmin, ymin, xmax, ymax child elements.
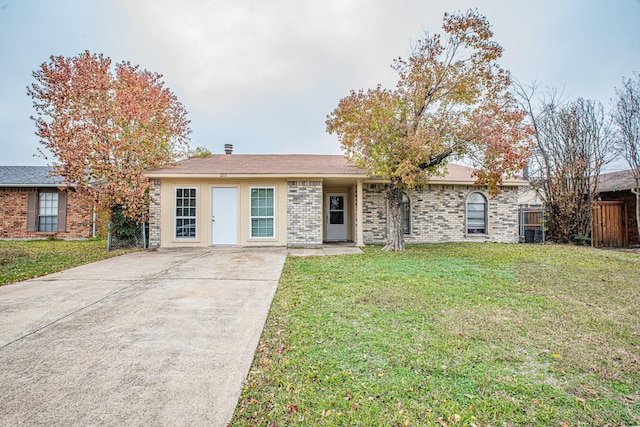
<box><xmin>0</xmin><ymin>166</ymin><xmax>65</xmax><ymax>187</ymax></box>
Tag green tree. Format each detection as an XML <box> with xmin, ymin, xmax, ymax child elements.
<box><xmin>326</xmin><ymin>10</ymin><xmax>531</xmax><ymax>251</ymax></box>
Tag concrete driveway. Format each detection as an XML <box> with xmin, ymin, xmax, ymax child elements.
<box><xmin>0</xmin><ymin>247</ymin><xmax>287</xmax><ymax>426</ymax></box>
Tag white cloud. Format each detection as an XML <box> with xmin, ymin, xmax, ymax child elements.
<box><xmin>114</xmin><ymin>0</ymin><xmax>413</xmax><ymax>114</ymax></box>
<box><xmin>2</xmin><ymin>0</ymin><xmax>639</xmax><ymax>162</ymax></box>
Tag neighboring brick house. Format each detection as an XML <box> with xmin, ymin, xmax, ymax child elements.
<box><xmin>145</xmin><ymin>149</ymin><xmax>528</xmax><ymax>249</ymax></box>
<box><xmin>0</xmin><ymin>166</ymin><xmax>92</xmax><ymax>239</ymax></box>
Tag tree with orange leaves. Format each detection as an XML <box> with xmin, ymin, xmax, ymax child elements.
<box><xmin>326</xmin><ymin>10</ymin><xmax>532</xmax><ymax>251</ymax></box>
<box><xmin>28</xmin><ymin>50</ymin><xmax>191</xmax><ymax>221</ymax></box>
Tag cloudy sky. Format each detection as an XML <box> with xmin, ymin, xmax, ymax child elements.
<box><xmin>0</xmin><ymin>0</ymin><xmax>638</xmax><ymax>166</ymax></box>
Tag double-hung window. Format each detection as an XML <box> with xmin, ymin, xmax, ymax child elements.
<box><xmin>175</xmin><ymin>188</ymin><xmax>197</xmax><ymax>238</ymax></box>
<box><xmin>38</xmin><ymin>192</ymin><xmax>59</xmax><ymax>232</ymax></box>
<box><xmin>26</xmin><ymin>190</ymin><xmax>66</xmax><ymax>233</ymax></box>
<box><xmin>250</xmin><ymin>187</ymin><xmax>274</xmax><ymax>238</ymax></box>
<box><xmin>466</xmin><ymin>192</ymin><xmax>487</xmax><ymax>234</ymax></box>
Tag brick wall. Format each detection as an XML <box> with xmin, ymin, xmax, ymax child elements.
<box><xmin>287</xmin><ymin>180</ymin><xmax>323</xmax><ymax>247</ymax></box>
<box><xmin>0</xmin><ymin>188</ymin><xmax>91</xmax><ymax>239</ymax></box>
<box><xmin>362</xmin><ymin>184</ymin><xmax>520</xmax><ymax>244</ymax></box>
<box><xmin>148</xmin><ymin>179</ymin><xmax>161</xmax><ymax>249</ymax></box>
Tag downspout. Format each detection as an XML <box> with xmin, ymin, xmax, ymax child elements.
<box><xmin>356</xmin><ymin>179</ymin><xmax>364</xmax><ymax>247</ymax></box>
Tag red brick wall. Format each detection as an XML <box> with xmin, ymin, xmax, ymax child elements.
<box><xmin>598</xmin><ymin>190</ymin><xmax>639</xmax><ymax>246</ymax></box>
<box><xmin>0</xmin><ymin>188</ymin><xmax>92</xmax><ymax>239</ymax></box>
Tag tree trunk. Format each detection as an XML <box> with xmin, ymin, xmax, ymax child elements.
<box><xmin>383</xmin><ymin>185</ymin><xmax>405</xmax><ymax>251</ymax></box>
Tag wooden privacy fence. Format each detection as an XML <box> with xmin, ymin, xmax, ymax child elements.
<box><xmin>592</xmin><ymin>201</ymin><xmax>628</xmax><ymax>248</ymax></box>
<box><xmin>519</xmin><ymin>207</ymin><xmax>545</xmax><ymax>243</ymax></box>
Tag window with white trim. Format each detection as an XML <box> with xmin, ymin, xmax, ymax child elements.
<box><xmin>466</xmin><ymin>192</ymin><xmax>487</xmax><ymax>234</ymax></box>
<box><xmin>175</xmin><ymin>188</ymin><xmax>197</xmax><ymax>238</ymax></box>
<box><xmin>38</xmin><ymin>192</ymin><xmax>59</xmax><ymax>232</ymax></box>
<box><xmin>250</xmin><ymin>187</ymin><xmax>274</xmax><ymax>238</ymax></box>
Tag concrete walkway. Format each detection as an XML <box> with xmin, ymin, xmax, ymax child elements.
<box><xmin>0</xmin><ymin>247</ymin><xmax>287</xmax><ymax>426</ymax></box>
<box><xmin>288</xmin><ymin>244</ymin><xmax>363</xmax><ymax>257</ymax></box>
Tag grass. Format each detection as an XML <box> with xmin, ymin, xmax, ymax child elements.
<box><xmin>230</xmin><ymin>243</ymin><xmax>640</xmax><ymax>427</ymax></box>
<box><xmin>0</xmin><ymin>239</ymin><xmax>137</xmax><ymax>286</ymax></box>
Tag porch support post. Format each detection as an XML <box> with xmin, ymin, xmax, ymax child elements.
<box><xmin>356</xmin><ymin>179</ymin><xmax>364</xmax><ymax>247</ymax></box>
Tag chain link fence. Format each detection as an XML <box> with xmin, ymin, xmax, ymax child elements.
<box><xmin>107</xmin><ymin>219</ymin><xmax>147</xmax><ymax>251</ymax></box>
<box><xmin>107</xmin><ymin>208</ymin><xmax>149</xmax><ymax>251</ymax></box>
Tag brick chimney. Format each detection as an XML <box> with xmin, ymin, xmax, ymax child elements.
<box><xmin>224</xmin><ymin>144</ymin><xmax>233</xmax><ymax>155</ymax></box>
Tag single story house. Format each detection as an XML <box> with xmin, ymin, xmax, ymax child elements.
<box><xmin>146</xmin><ymin>148</ymin><xmax>528</xmax><ymax>248</ymax></box>
<box><xmin>593</xmin><ymin>169</ymin><xmax>639</xmax><ymax>247</ymax></box>
<box><xmin>0</xmin><ymin>166</ymin><xmax>92</xmax><ymax>239</ymax></box>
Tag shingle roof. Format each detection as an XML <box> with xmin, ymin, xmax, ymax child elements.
<box><xmin>0</xmin><ymin>166</ymin><xmax>65</xmax><ymax>187</ymax></box>
<box><xmin>597</xmin><ymin>170</ymin><xmax>640</xmax><ymax>193</ymax></box>
<box><xmin>148</xmin><ymin>154</ymin><xmax>367</xmax><ymax>176</ymax></box>
<box><xmin>147</xmin><ymin>154</ymin><xmax>528</xmax><ymax>185</ymax></box>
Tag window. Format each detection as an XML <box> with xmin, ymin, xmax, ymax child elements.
<box><xmin>329</xmin><ymin>195</ymin><xmax>344</xmax><ymax>225</ymax></box>
<box><xmin>38</xmin><ymin>192</ymin><xmax>59</xmax><ymax>232</ymax></box>
<box><xmin>467</xmin><ymin>192</ymin><xmax>487</xmax><ymax>234</ymax></box>
<box><xmin>27</xmin><ymin>190</ymin><xmax>66</xmax><ymax>233</ymax></box>
<box><xmin>250</xmin><ymin>187</ymin><xmax>274</xmax><ymax>238</ymax></box>
<box><xmin>175</xmin><ymin>188</ymin><xmax>197</xmax><ymax>238</ymax></box>
<box><xmin>402</xmin><ymin>192</ymin><xmax>410</xmax><ymax>235</ymax></box>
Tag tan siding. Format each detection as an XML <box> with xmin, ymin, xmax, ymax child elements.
<box><xmin>158</xmin><ymin>178</ymin><xmax>288</xmax><ymax>248</ymax></box>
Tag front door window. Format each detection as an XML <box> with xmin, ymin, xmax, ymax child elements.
<box><xmin>329</xmin><ymin>195</ymin><xmax>344</xmax><ymax>225</ymax></box>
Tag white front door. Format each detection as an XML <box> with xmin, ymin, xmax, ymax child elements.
<box><xmin>211</xmin><ymin>187</ymin><xmax>238</xmax><ymax>245</ymax></box>
<box><xmin>326</xmin><ymin>193</ymin><xmax>348</xmax><ymax>241</ymax></box>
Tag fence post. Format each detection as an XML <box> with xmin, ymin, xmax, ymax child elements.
<box><xmin>519</xmin><ymin>206</ymin><xmax>524</xmax><ymax>239</ymax></box>
<box><xmin>107</xmin><ymin>221</ymin><xmax>112</xmax><ymax>251</ymax></box>
<box><xmin>541</xmin><ymin>208</ymin><xmax>546</xmax><ymax>244</ymax></box>
<box><xmin>141</xmin><ymin>219</ymin><xmax>147</xmax><ymax>249</ymax></box>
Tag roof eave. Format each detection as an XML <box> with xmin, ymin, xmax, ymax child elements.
<box><xmin>0</xmin><ymin>183</ymin><xmax>67</xmax><ymax>188</ymax></box>
<box><xmin>145</xmin><ymin>172</ymin><xmax>370</xmax><ymax>179</ymax></box>
<box><xmin>363</xmin><ymin>178</ymin><xmax>529</xmax><ymax>187</ymax></box>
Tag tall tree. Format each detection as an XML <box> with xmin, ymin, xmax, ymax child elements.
<box><xmin>28</xmin><ymin>51</ymin><xmax>191</xmax><ymax>220</ymax></box>
<box><xmin>326</xmin><ymin>10</ymin><xmax>531</xmax><ymax>251</ymax></box>
<box><xmin>612</xmin><ymin>74</ymin><xmax>640</xmax><ymax>240</ymax></box>
<box><xmin>516</xmin><ymin>83</ymin><xmax>612</xmax><ymax>243</ymax></box>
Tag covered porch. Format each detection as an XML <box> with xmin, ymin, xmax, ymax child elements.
<box><xmin>321</xmin><ymin>177</ymin><xmax>366</xmax><ymax>246</ymax></box>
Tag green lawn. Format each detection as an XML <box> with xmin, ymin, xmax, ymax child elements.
<box><xmin>0</xmin><ymin>239</ymin><xmax>136</xmax><ymax>286</ymax></box>
<box><xmin>230</xmin><ymin>243</ymin><xmax>640</xmax><ymax>427</ymax></box>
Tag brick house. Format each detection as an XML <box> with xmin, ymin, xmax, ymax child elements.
<box><xmin>0</xmin><ymin>166</ymin><xmax>92</xmax><ymax>239</ymax></box>
<box><xmin>145</xmin><ymin>150</ymin><xmax>528</xmax><ymax>249</ymax></box>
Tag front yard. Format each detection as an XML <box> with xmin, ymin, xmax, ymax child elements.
<box><xmin>231</xmin><ymin>243</ymin><xmax>640</xmax><ymax>426</ymax></box>
<box><xmin>0</xmin><ymin>239</ymin><xmax>136</xmax><ymax>286</ymax></box>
